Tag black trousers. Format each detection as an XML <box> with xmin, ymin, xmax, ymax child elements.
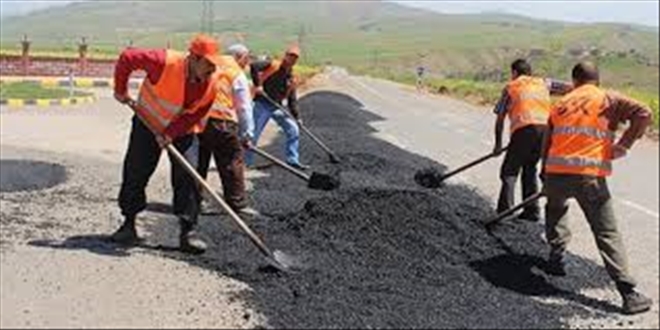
<box><xmin>496</xmin><ymin>124</ymin><xmax>546</xmax><ymax>217</ymax></box>
<box><xmin>197</xmin><ymin>119</ymin><xmax>248</xmax><ymax>211</ymax></box>
<box><xmin>118</xmin><ymin>116</ymin><xmax>199</xmax><ymax>225</ymax></box>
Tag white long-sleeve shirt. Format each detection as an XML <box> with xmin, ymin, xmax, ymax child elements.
<box><xmin>232</xmin><ymin>72</ymin><xmax>254</xmax><ymax>139</ymax></box>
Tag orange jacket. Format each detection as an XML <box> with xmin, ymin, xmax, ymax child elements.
<box><xmin>545</xmin><ymin>84</ymin><xmax>614</xmax><ymax>177</ymax></box>
<box><xmin>135</xmin><ymin>50</ymin><xmax>217</xmax><ymax>135</ymax></box>
<box><xmin>208</xmin><ymin>56</ymin><xmax>243</xmax><ymax>123</ymax></box>
<box><xmin>505</xmin><ymin>76</ymin><xmax>551</xmax><ymax>134</ymax></box>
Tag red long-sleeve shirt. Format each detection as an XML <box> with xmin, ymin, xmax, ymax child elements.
<box><xmin>114</xmin><ymin>48</ymin><xmax>213</xmax><ymax>138</ymax></box>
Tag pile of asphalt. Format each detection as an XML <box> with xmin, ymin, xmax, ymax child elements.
<box><xmin>0</xmin><ymin>90</ymin><xmax>626</xmax><ymax>328</ymax></box>
<box><xmin>214</xmin><ymin>90</ymin><xmax>620</xmax><ymax>328</ymax></box>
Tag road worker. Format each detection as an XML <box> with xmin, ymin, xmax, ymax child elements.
<box><xmin>245</xmin><ymin>44</ymin><xmax>307</xmax><ymax>170</ymax></box>
<box><xmin>110</xmin><ymin>34</ymin><xmax>222</xmax><ymax>255</ymax></box>
<box><xmin>195</xmin><ymin>43</ymin><xmax>255</xmax><ymax>216</ymax></box>
<box><xmin>541</xmin><ymin>61</ymin><xmax>653</xmax><ymax>315</ymax></box>
<box><xmin>493</xmin><ymin>58</ymin><xmax>572</xmax><ymax>221</ymax></box>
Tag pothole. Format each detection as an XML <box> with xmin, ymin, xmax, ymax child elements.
<box><xmin>0</xmin><ymin>159</ymin><xmax>67</xmax><ymax>192</ymax></box>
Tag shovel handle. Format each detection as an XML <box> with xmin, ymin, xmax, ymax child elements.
<box><xmin>250</xmin><ymin>146</ymin><xmax>311</xmax><ymax>182</ymax></box>
<box><xmin>437</xmin><ymin>146</ymin><xmax>509</xmax><ymax>182</ymax></box>
<box><xmin>299</xmin><ymin>124</ymin><xmax>340</xmax><ymax>161</ymax></box>
<box><xmin>484</xmin><ymin>191</ymin><xmax>544</xmax><ymax>226</ymax></box>
<box><xmin>261</xmin><ymin>93</ymin><xmax>340</xmax><ymax>162</ymax></box>
<box><xmin>125</xmin><ymin>101</ymin><xmax>277</xmax><ymax>262</ymax></box>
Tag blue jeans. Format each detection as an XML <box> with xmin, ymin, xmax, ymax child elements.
<box><xmin>245</xmin><ymin>99</ymin><xmax>300</xmax><ymax>166</ymax></box>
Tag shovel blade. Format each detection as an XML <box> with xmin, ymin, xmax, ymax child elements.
<box><xmin>414</xmin><ymin>168</ymin><xmax>444</xmax><ymax>189</ymax></box>
<box><xmin>308</xmin><ymin>172</ymin><xmax>341</xmax><ymax>191</ymax></box>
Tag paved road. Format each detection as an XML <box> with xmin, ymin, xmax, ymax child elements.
<box><xmin>1</xmin><ymin>71</ymin><xmax>657</xmax><ymax>328</ymax></box>
<box><xmin>316</xmin><ymin>67</ymin><xmax>659</xmax><ymax>326</ymax></box>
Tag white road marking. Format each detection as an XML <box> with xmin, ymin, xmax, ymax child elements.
<box><xmin>619</xmin><ymin>199</ymin><xmax>660</xmax><ymax>219</ymax></box>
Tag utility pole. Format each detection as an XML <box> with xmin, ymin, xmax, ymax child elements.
<box><xmin>297</xmin><ymin>24</ymin><xmax>306</xmax><ymax>63</ymax></box>
<box><xmin>200</xmin><ymin>0</ymin><xmax>214</xmax><ymax>34</ymax></box>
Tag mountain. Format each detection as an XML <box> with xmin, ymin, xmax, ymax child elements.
<box><xmin>1</xmin><ymin>0</ymin><xmax>658</xmax><ymax>92</ymax></box>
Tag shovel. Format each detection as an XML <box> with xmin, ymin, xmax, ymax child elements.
<box><xmin>126</xmin><ymin>100</ymin><xmax>294</xmax><ymax>272</ymax></box>
<box><xmin>261</xmin><ymin>93</ymin><xmax>341</xmax><ymax>164</ymax></box>
<box><xmin>415</xmin><ymin>146</ymin><xmax>508</xmax><ymax>188</ymax></box>
<box><xmin>250</xmin><ymin>146</ymin><xmax>340</xmax><ymax>191</ymax></box>
<box><xmin>484</xmin><ymin>191</ymin><xmax>545</xmax><ymax>228</ymax></box>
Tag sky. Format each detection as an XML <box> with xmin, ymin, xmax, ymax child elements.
<box><xmin>1</xmin><ymin>0</ymin><xmax>659</xmax><ymax>28</ymax></box>
<box><xmin>393</xmin><ymin>0</ymin><xmax>659</xmax><ymax>27</ymax></box>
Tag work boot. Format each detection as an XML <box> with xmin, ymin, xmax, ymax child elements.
<box><xmin>200</xmin><ymin>199</ymin><xmax>219</xmax><ymax>215</ymax></box>
<box><xmin>617</xmin><ymin>283</ymin><xmax>653</xmax><ymax>315</ymax></box>
<box><xmin>179</xmin><ymin>219</ymin><xmax>207</xmax><ymax>255</ymax></box>
<box><xmin>109</xmin><ymin>216</ymin><xmax>140</xmax><ymax>246</ymax></box>
<box><xmin>238</xmin><ymin>206</ymin><xmax>261</xmax><ymax>219</ymax></box>
<box><xmin>545</xmin><ymin>252</ymin><xmax>567</xmax><ymax>276</ymax></box>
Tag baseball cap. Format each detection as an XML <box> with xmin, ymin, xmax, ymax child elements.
<box><xmin>285</xmin><ymin>44</ymin><xmax>300</xmax><ymax>57</ymax></box>
<box><xmin>188</xmin><ymin>34</ymin><xmax>222</xmax><ymax>65</ymax></box>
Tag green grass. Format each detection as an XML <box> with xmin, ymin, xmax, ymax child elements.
<box><xmin>625</xmin><ymin>89</ymin><xmax>660</xmax><ymax>129</ymax></box>
<box><xmin>0</xmin><ymin>81</ymin><xmax>90</xmax><ymax>99</ymax></box>
<box><xmin>376</xmin><ymin>71</ymin><xmax>659</xmax><ymax>130</ymax></box>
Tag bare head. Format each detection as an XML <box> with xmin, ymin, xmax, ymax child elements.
<box><xmin>571</xmin><ymin>61</ymin><xmax>600</xmax><ymax>87</ymax></box>
<box><xmin>510</xmin><ymin>58</ymin><xmax>532</xmax><ymax>80</ymax></box>
<box><xmin>227</xmin><ymin>43</ymin><xmax>251</xmax><ymax>69</ymax></box>
<box><xmin>187</xmin><ymin>34</ymin><xmax>221</xmax><ymax>82</ymax></box>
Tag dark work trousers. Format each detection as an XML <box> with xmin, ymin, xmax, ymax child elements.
<box><xmin>118</xmin><ymin>116</ymin><xmax>199</xmax><ymax>226</ymax></box>
<box><xmin>544</xmin><ymin>174</ymin><xmax>637</xmax><ymax>288</ymax></box>
<box><xmin>197</xmin><ymin>118</ymin><xmax>248</xmax><ymax>212</ymax></box>
<box><xmin>496</xmin><ymin>124</ymin><xmax>546</xmax><ymax>217</ymax></box>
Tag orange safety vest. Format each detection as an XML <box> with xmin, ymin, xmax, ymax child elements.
<box><xmin>505</xmin><ymin>76</ymin><xmax>551</xmax><ymax>134</ymax></box>
<box><xmin>207</xmin><ymin>55</ymin><xmax>243</xmax><ymax>123</ymax></box>
<box><xmin>252</xmin><ymin>59</ymin><xmax>297</xmax><ymax>101</ymax></box>
<box><xmin>135</xmin><ymin>50</ymin><xmax>217</xmax><ymax>134</ymax></box>
<box><xmin>545</xmin><ymin>84</ymin><xmax>614</xmax><ymax>177</ymax></box>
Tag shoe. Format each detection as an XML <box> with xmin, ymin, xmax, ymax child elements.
<box><xmin>287</xmin><ymin>162</ymin><xmax>310</xmax><ymax>171</ymax></box>
<box><xmin>109</xmin><ymin>218</ymin><xmax>140</xmax><ymax>246</ymax></box>
<box><xmin>200</xmin><ymin>199</ymin><xmax>219</xmax><ymax>215</ymax></box>
<box><xmin>180</xmin><ymin>230</ymin><xmax>207</xmax><ymax>255</ymax></box>
<box><xmin>617</xmin><ymin>284</ymin><xmax>653</xmax><ymax>315</ymax></box>
<box><xmin>179</xmin><ymin>220</ymin><xmax>207</xmax><ymax>255</ymax></box>
<box><xmin>238</xmin><ymin>206</ymin><xmax>261</xmax><ymax>218</ymax></box>
<box><xmin>545</xmin><ymin>255</ymin><xmax>567</xmax><ymax>276</ymax></box>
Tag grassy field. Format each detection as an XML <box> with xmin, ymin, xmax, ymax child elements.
<box><xmin>2</xmin><ymin>1</ymin><xmax>657</xmax><ymax>93</ymax></box>
<box><xmin>373</xmin><ymin>70</ymin><xmax>659</xmax><ymax>130</ymax></box>
<box><xmin>0</xmin><ymin>81</ymin><xmax>90</xmax><ymax>99</ymax></box>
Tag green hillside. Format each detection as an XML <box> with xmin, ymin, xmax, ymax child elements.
<box><xmin>1</xmin><ymin>0</ymin><xmax>658</xmax><ymax>94</ymax></box>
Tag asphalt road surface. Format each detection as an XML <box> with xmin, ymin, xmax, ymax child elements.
<box><xmin>1</xmin><ymin>70</ymin><xmax>657</xmax><ymax>328</ymax></box>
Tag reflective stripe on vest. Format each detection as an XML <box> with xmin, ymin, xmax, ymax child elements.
<box><xmin>552</xmin><ymin>126</ymin><xmax>615</xmax><ymax>140</ymax></box>
<box><xmin>546</xmin><ymin>156</ymin><xmax>612</xmax><ymax>172</ymax></box>
<box><xmin>135</xmin><ymin>50</ymin><xmax>219</xmax><ymax>136</ymax></box>
<box><xmin>506</xmin><ymin>76</ymin><xmax>551</xmax><ymax>134</ymax></box>
<box><xmin>545</xmin><ymin>84</ymin><xmax>613</xmax><ymax>177</ymax></box>
<box><xmin>135</xmin><ymin>50</ymin><xmax>187</xmax><ymax>134</ymax></box>
<box><xmin>194</xmin><ymin>56</ymin><xmax>243</xmax><ymax>132</ymax></box>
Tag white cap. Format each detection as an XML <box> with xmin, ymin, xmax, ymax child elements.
<box><xmin>227</xmin><ymin>43</ymin><xmax>250</xmax><ymax>57</ymax></box>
